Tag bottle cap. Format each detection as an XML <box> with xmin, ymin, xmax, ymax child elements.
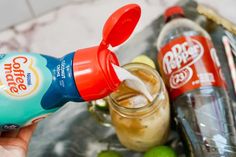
<box><xmin>73</xmin><ymin>4</ymin><xmax>141</xmax><ymax>101</ymax></box>
<box><xmin>164</xmin><ymin>6</ymin><xmax>184</xmax><ymax>22</ymax></box>
<box><xmin>100</xmin><ymin>4</ymin><xmax>141</xmax><ymax>48</ymax></box>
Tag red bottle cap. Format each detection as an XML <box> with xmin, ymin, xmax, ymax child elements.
<box><xmin>164</xmin><ymin>6</ymin><xmax>184</xmax><ymax>22</ymax></box>
<box><xmin>73</xmin><ymin>4</ymin><xmax>141</xmax><ymax>101</ymax></box>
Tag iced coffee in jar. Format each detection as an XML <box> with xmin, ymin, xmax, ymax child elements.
<box><xmin>108</xmin><ymin>63</ymin><xmax>170</xmax><ymax>152</ymax></box>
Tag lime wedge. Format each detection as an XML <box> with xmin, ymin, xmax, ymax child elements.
<box><xmin>97</xmin><ymin>150</ymin><xmax>122</xmax><ymax>157</ymax></box>
<box><xmin>144</xmin><ymin>146</ymin><xmax>177</xmax><ymax>157</ymax></box>
<box><xmin>132</xmin><ymin>55</ymin><xmax>156</xmax><ymax>69</ymax></box>
<box><xmin>91</xmin><ymin>99</ymin><xmax>109</xmax><ymax>111</ymax></box>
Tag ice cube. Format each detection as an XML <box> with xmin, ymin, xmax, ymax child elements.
<box><xmin>116</xmin><ymin>93</ymin><xmax>148</xmax><ymax>108</ymax></box>
<box><xmin>125</xmin><ymin>79</ymin><xmax>153</xmax><ymax>101</ymax></box>
<box><xmin>133</xmin><ymin>70</ymin><xmax>161</xmax><ymax>97</ymax></box>
<box><xmin>129</xmin><ymin>95</ymin><xmax>148</xmax><ymax>108</ymax></box>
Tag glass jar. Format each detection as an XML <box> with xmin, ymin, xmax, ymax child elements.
<box><xmin>108</xmin><ymin>63</ymin><xmax>170</xmax><ymax>152</ymax></box>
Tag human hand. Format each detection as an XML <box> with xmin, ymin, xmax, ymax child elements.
<box><xmin>0</xmin><ymin>124</ymin><xmax>37</xmax><ymax>157</ymax></box>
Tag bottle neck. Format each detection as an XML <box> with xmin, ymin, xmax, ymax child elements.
<box><xmin>58</xmin><ymin>53</ymin><xmax>83</xmax><ymax>102</ymax></box>
<box><xmin>73</xmin><ymin>47</ymin><xmax>120</xmax><ymax>101</ymax></box>
<box><xmin>41</xmin><ymin>53</ymin><xmax>83</xmax><ymax>110</ymax></box>
<box><xmin>165</xmin><ymin>14</ymin><xmax>184</xmax><ymax>23</ymax></box>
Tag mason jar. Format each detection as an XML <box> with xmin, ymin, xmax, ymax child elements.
<box><xmin>108</xmin><ymin>63</ymin><xmax>170</xmax><ymax>152</ymax></box>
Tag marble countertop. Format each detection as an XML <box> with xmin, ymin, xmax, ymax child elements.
<box><xmin>0</xmin><ymin>0</ymin><xmax>235</xmax><ymax>57</ymax></box>
<box><xmin>0</xmin><ymin>0</ymin><xmax>235</xmax><ymax>157</ymax></box>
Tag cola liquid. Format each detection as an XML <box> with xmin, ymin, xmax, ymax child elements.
<box><xmin>156</xmin><ymin>6</ymin><xmax>236</xmax><ymax>157</ymax></box>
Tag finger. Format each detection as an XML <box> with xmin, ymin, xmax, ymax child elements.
<box><xmin>0</xmin><ymin>137</ymin><xmax>27</xmax><ymax>152</ymax></box>
<box><xmin>1</xmin><ymin>130</ymin><xmax>19</xmax><ymax>138</ymax></box>
<box><xmin>17</xmin><ymin>124</ymin><xmax>37</xmax><ymax>144</ymax></box>
<box><xmin>0</xmin><ymin>124</ymin><xmax>37</xmax><ymax>153</ymax></box>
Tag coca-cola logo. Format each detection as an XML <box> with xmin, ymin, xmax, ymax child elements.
<box><xmin>162</xmin><ymin>39</ymin><xmax>204</xmax><ymax>75</ymax></box>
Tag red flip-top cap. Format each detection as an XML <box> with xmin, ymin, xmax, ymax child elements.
<box><xmin>164</xmin><ymin>6</ymin><xmax>184</xmax><ymax>22</ymax></box>
<box><xmin>73</xmin><ymin>4</ymin><xmax>141</xmax><ymax>101</ymax></box>
<box><xmin>100</xmin><ymin>4</ymin><xmax>141</xmax><ymax>48</ymax></box>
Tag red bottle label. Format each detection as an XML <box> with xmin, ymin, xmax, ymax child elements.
<box><xmin>158</xmin><ymin>36</ymin><xmax>225</xmax><ymax>99</ymax></box>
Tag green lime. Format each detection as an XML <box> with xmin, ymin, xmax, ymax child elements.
<box><xmin>97</xmin><ymin>150</ymin><xmax>122</xmax><ymax>157</ymax></box>
<box><xmin>132</xmin><ymin>55</ymin><xmax>156</xmax><ymax>69</ymax></box>
<box><xmin>89</xmin><ymin>99</ymin><xmax>109</xmax><ymax>112</ymax></box>
<box><xmin>144</xmin><ymin>146</ymin><xmax>177</xmax><ymax>157</ymax></box>
<box><xmin>94</xmin><ymin>99</ymin><xmax>109</xmax><ymax>111</ymax></box>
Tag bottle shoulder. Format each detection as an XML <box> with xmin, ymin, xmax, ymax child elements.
<box><xmin>175</xmin><ymin>86</ymin><xmax>226</xmax><ymax>100</ymax></box>
<box><xmin>157</xmin><ymin>18</ymin><xmax>211</xmax><ymax>49</ymax></box>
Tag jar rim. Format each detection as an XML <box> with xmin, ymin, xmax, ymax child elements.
<box><xmin>109</xmin><ymin>62</ymin><xmax>164</xmax><ymax>115</ymax></box>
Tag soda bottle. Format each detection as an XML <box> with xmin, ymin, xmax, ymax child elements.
<box><xmin>0</xmin><ymin>4</ymin><xmax>141</xmax><ymax>131</ymax></box>
<box><xmin>156</xmin><ymin>6</ymin><xmax>236</xmax><ymax>157</ymax></box>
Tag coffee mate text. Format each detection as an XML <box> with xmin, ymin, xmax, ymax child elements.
<box><xmin>162</xmin><ymin>39</ymin><xmax>204</xmax><ymax>74</ymax></box>
<box><xmin>4</xmin><ymin>56</ymin><xmax>28</xmax><ymax>94</ymax></box>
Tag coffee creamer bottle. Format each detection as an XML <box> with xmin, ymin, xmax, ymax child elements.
<box><xmin>0</xmin><ymin>4</ymin><xmax>141</xmax><ymax>131</ymax></box>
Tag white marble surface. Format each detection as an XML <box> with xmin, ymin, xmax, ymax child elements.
<box><xmin>0</xmin><ymin>0</ymin><xmax>33</xmax><ymax>31</ymax></box>
<box><xmin>0</xmin><ymin>1</ymin><xmax>234</xmax><ymax>156</ymax></box>
<box><xmin>0</xmin><ymin>0</ymin><xmax>174</xmax><ymax>57</ymax></box>
<box><xmin>0</xmin><ymin>0</ymin><xmax>235</xmax><ymax>59</ymax></box>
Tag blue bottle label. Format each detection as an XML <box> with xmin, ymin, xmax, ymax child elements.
<box><xmin>0</xmin><ymin>53</ymin><xmax>55</xmax><ymax>129</ymax></box>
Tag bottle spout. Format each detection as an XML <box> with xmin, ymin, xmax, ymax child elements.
<box><xmin>73</xmin><ymin>47</ymin><xmax>121</xmax><ymax>101</ymax></box>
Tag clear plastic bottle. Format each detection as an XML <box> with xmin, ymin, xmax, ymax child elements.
<box><xmin>157</xmin><ymin>6</ymin><xmax>236</xmax><ymax>157</ymax></box>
